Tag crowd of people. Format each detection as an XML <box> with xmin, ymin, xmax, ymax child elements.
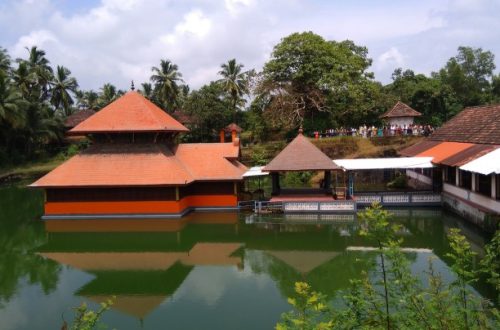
<box><xmin>312</xmin><ymin>124</ymin><xmax>435</xmax><ymax>138</ymax></box>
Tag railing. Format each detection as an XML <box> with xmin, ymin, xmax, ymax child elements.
<box><xmin>355</xmin><ymin>191</ymin><xmax>441</xmax><ymax>206</ymax></box>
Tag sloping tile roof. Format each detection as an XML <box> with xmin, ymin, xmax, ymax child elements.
<box><xmin>380</xmin><ymin>101</ymin><xmax>422</xmax><ymax>118</ymax></box>
<box><xmin>429</xmin><ymin>104</ymin><xmax>500</xmax><ymax>144</ymax></box>
<box><xmin>263</xmin><ymin>133</ymin><xmax>340</xmax><ymax>172</ymax></box>
<box><xmin>69</xmin><ymin>92</ymin><xmax>188</xmax><ymax>134</ymax></box>
<box><xmin>440</xmin><ymin>144</ymin><xmax>498</xmax><ymax>167</ymax></box>
<box><xmin>173</xmin><ymin>143</ymin><xmax>246</xmax><ymax>180</ymax></box>
<box><xmin>31</xmin><ymin>142</ymin><xmax>246</xmax><ymax>188</ymax></box>
<box><xmin>30</xmin><ymin>144</ymin><xmax>193</xmax><ymax>187</ymax></box>
<box><xmin>399</xmin><ymin>140</ymin><xmax>441</xmax><ymax>157</ymax></box>
<box><xmin>417</xmin><ymin>142</ymin><xmax>474</xmax><ymax>164</ymax></box>
<box><xmin>172</xmin><ymin>110</ymin><xmax>195</xmax><ymax>125</ymax></box>
<box><xmin>224</xmin><ymin>123</ymin><xmax>243</xmax><ymax>133</ymax></box>
<box><xmin>64</xmin><ymin>109</ymin><xmax>96</xmax><ymax>128</ymax></box>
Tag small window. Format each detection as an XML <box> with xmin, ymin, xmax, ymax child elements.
<box><xmin>476</xmin><ymin>174</ymin><xmax>491</xmax><ymax>197</ymax></box>
<box><xmin>459</xmin><ymin>170</ymin><xmax>472</xmax><ymax>190</ymax></box>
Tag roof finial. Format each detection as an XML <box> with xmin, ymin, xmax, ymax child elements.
<box><xmin>131</xmin><ymin>80</ymin><xmax>135</xmax><ymax>91</ymax></box>
<box><xmin>298</xmin><ymin>126</ymin><xmax>303</xmax><ymax>135</ymax></box>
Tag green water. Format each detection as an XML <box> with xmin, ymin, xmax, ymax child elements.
<box><xmin>0</xmin><ymin>186</ymin><xmax>494</xmax><ymax>329</ymax></box>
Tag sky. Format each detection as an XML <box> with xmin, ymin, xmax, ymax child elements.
<box><xmin>1</xmin><ymin>0</ymin><xmax>499</xmax><ymax>91</ymax></box>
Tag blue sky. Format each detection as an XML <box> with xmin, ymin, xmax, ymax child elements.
<box><xmin>1</xmin><ymin>0</ymin><xmax>499</xmax><ymax>91</ymax></box>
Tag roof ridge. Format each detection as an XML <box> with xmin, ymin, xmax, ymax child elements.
<box><xmin>137</xmin><ymin>93</ymin><xmax>169</xmax><ymax>129</ymax></box>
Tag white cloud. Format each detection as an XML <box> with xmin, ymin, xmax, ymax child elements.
<box><xmin>1</xmin><ymin>0</ymin><xmax>499</xmax><ymax>89</ymax></box>
<box><xmin>377</xmin><ymin>47</ymin><xmax>405</xmax><ymax>71</ymax></box>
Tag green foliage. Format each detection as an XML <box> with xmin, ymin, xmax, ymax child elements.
<box><xmin>386</xmin><ymin>173</ymin><xmax>407</xmax><ymax>189</ymax></box>
<box><xmin>276</xmin><ymin>282</ymin><xmax>333</xmax><ymax>330</ymax></box>
<box><xmin>278</xmin><ymin>204</ymin><xmax>500</xmax><ymax>330</ymax></box>
<box><xmin>282</xmin><ymin>172</ymin><xmax>314</xmax><ymax>188</ymax></box>
<box><xmin>63</xmin><ymin>298</ymin><xmax>114</xmax><ymax>330</ymax></box>
<box><xmin>481</xmin><ymin>229</ymin><xmax>500</xmax><ymax>302</ymax></box>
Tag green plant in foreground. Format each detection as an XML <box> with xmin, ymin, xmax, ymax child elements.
<box><xmin>61</xmin><ymin>297</ymin><xmax>114</xmax><ymax>330</ymax></box>
<box><xmin>277</xmin><ymin>203</ymin><xmax>500</xmax><ymax>330</ymax></box>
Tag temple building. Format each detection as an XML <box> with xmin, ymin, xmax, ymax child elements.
<box><xmin>401</xmin><ymin>104</ymin><xmax>500</xmax><ymax>230</ymax></box>
<box><xmin>30</xmin><ymin>91</ymin><xmax>247</xmax><ymax>219</ymax></box>
<box><xmin>380</xmin><ymin>101</ymin><xmax>422</xmax><ymax>127</ymax></box>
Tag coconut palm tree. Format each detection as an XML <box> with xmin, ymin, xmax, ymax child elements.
<box><xmin>0</xmin><ymin>47</ymin><xmax>11</xmax><ymax>73</ymax></box>
<box><xmin>98</xmin><ymin>83</ymin><xmax>118</xmax><ymax>108</ymax></box>
<box><xmin>150</xmin><ymin>59</ymin><xmax>183</xmax><ymax>112</ymax></box>
<box><xmin>50</xmin><ymin>65</ymin><xmax>78</xmax><ymax>116</ymax></box>
<box><xmin>24</xmin><ymin>46</ymin><xmax>53</xmax><ymax>99</ymax></box>
<box><xmin>0</xmin><ymin>73</ymin><xmax>26</xmax><ymax>129</ymax></box>
<box><xmin>141</xmin><ymin>82</ymin><xmax>153</xmax><ymax>100</ymax></box>
<box><xmin>218</xmin><ymin>59</ymin><xmax>249</xmax><ymax>122</ymax></box>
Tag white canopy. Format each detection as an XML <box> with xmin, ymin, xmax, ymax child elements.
<box><xmin>460</xmin><ymin>148</ymin><xmax>500</xmax><ymax>175</ymax></box>
<box><xmin>242</xmin><ymin>166</ymin><xmax>269</xmax><ymax>178</ymax></box>
<box><xmin>333</xmin><ymin>157</ymin><xmax>434</xmax><ymax>171</ymax></box>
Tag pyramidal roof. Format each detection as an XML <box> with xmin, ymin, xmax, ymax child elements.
<box><xmin>263</xmin><ymin>131</ymin><xmax>340</xmax><ymax>172</ymax></box>
<box><xmin>380</xmin><ymin>101</ymin><xmax>422</xmax><ymax>119</ymax></box>
<box><xmin>69</xmin><ymin>91</ymin><xmax>189</xmax><ymax>134</ymax></box>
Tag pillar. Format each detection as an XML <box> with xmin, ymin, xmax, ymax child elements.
<box><xmin>348</xmin><ymin>171</ymin><xmax>354</xmax><ymax>197</ymax></box>
<box><xmin>323</xmin><ymin>171</ymin><xmax>331</xmax><ymax>192</ymax></box>
<box><xmin>455</xmin><ymin>168</ymin><xmax>460</xmax><ymax>186</ymax></box>
<box><xmin>271</xmin><ymin>172</ymin><xmax>280</xmax><ymax>196</ymax></box>
<box><xmin>219</xmin><ymin>130</ymin><xmax>225</xmax><ymax>143</ymax></box>
<box><xmin>471</xmin><ymin>173</ymin><xmax>477</xmax><ymax>192</ymax></box>
<box><xmin>492</xmin><ymin>174</ymin><xmax>497</xmax><ymax>199</ymax></box>
<box><xmin>231</xmin><ymin>129</ymin><xmax>237</xmax><ymax>142</ymax></box>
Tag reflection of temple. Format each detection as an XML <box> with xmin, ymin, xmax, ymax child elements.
<box><xmin>41</xmin><ymin>242</ymin><xmax>243</xmax><ymax>320</ymax></box>
<box><xmin>37</xmin><ymin>208</ymin><xmax>491</xmax><ymax>321</ymax></box>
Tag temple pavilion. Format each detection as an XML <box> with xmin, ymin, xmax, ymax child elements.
<box><xmin>30</xmin><ymin>91</ymin><xmax>247</xmax><ymax>219</ymax></box>
<box><xmin>263</xmin><ymin>128</ymin><xmax>342</xmax><ymax>199</ymax></box>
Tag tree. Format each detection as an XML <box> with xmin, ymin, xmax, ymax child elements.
<box><xmin>182</xmin><ymin>82</ymin><xmax>232</xmax><ymax>142</ymax></box>
<box><xmin>23</xmin><ymin>46</ymin><xmax>54</xmax><ymax>100</ymax></box>
<box><xmin>218</xmin><ymin>59</ymin><xmax>249</xmax><ymax>122</ymax></box>
<box><xmin>437</xmin><ymin>46</ymin><xmax>496</xmax><ymax>106</ymax></box>
<box><xmin>50</xmin><ymin>65</ymin><xmax>78</xmax><ymax>116</ymax></box>
<box><xmin>0</xmin><ymin>73</ymin><xmax>26</xmax><ymax>129</ymax></box>
<box><xmin>259</xmin><ymin>32</ymin><xmax>375</xmax><ymax>129</ymax></box>
<box><xmin>98</xmin><ymin>83</ymin><xmax>118</xmax><ymax>108</ymax></box>
<box><xmin>150</xmin><ymin>59</ymin><xmax>183</xmax><ymax>112</ymax></box>
<box><xmin>140</xmin><ymin>82</ymin><xmax>153</xmax><ymax>99</ymax></box>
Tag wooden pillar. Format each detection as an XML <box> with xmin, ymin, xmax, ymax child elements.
<box><xmin>323</xmin><ymin>171</ymin><xmax>331</xmax><ymax>192</ymax></box>
<box><xmin>175</xmin><ymin>187</ymin><xmax>180</xmax><ymax>201</ymax></box>
<box><xmin>491</xmin><ymin>174</ymin><xmax>496</xmax><ymax>199</ymax></box>
<box><xmin>271</xmin><ymin>172</ymin><xmax>280</xmax><ymax>196</ymax></box>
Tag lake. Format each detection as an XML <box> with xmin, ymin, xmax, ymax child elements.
<box><xmin>0</xmin><ymin>186</ymin><xmax>493</xmax><ymax>329</ymax></box>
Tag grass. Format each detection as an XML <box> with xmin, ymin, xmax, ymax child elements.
<box><xmin>0</xmin><ymin>155</ymin><xmax>65</xmax><ymax>186</ymax></box>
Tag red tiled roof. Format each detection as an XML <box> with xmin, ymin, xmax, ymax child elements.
<box><xmin>64</xmin><ymin>109</ymin><xmax>96</xmax><ymax>128</ymax></box>
<box><xmin>30</xmin><ymin>144</ymin><xmax>192</xmax><ymax>188</ymax></box>
<box><xmin>30</xmin><ymin>142</ymin><xmax>246</xmax><ymax>188</ymax></box>
<box><xmin>69</xmin><ymin>92</ymin><xmax>188</xmax><ymax>134</ymax></box>
<box><xmin>429</xmin><ymin>104</ymin><xmax>500</xmax><ymax>144</ymax></box>
<box><xmin>173</xmin><ymin>143</ymin><xmax>246</xmax><ymax>180</ymax></box>
<box><xmin>224</xmin><ymin>123</ymin><xmax>243</xmax><ymax>133</ymax></box>
<box><xmin>440</xmin><ymin>144</ymin><xmax>498</xmax><ymax>167</ymax></box>
<box><xmin>399</xmin><ymin>140</ymin><xmax>441</xmax><ymax>157</ymax></box>
<box><xmin>417</xmin><ymin>142</ymin><xmax>474</xmax><ymax>164</ymax></box>
<box><xmin>263</xmin><ymin>133</ymin><xmax>340</xmax><ymax>172</ymax></box>
<box><xmin>380</xmin><ymin>101</ymin><xmax>422</xmax><ymax>118</ymax></box>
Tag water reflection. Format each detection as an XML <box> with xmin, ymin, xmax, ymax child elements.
<box><xmin>0</xmin><ymin>186</ymin><xmax>494</xmax><ymax>329</ymax></box>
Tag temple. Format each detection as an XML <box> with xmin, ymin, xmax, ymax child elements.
<box><xmin>30</xmin><ymin>91</ymin><xmax>247</xmax><ymax>219</ymax></box>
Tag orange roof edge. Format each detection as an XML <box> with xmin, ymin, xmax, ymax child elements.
<box><xmin>417</xmin><ymin>142</ymin><xmax>475</xmax><ymax>164</ymax></box>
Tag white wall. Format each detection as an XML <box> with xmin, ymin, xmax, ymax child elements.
<box><xmin>443</xmin><ymin>183</ymin><xmax>500</xmax><ymax>214</ymax></box>
<box><xmin>388</xmin><ymin>117</ymin><xmax>414</xmax><ymax>127</ymax></box>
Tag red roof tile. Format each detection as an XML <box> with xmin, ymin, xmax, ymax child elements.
<box><xmin>30</xmin><ymin>142</ymin><xmax>246</xmax><ymax>188</ymax></box>
<box><xmin>399</xmin><ymin>140</ymin><xmax>441</xmax><ymax>156</ymax></box>
<box><xmin>263</xmin><ymin>133</ymin><xmax>340</xmax><ymax>172</ymax></box>
<box><xmin>173</xmin><ymin>143</ymin><xmax>246</xmax><ymax>180</ymax></box>
<box><xmin>380</xmin><ymin>101</ymin><xmax>422</xmax><ymax>118</ymax></box>
<box><xmin>417</xmin><ymin>142</ymin><xmax>474</xmax><ymax>164</ymax></box>
<box><xmin>30</xmin><ymin>144</ymin><xmax>193</xmax><ymax>188</ymax></box>
<box><xmin>429</xmin><ymin>104</ymin><xmax>500</xmax><ymax>144</ymax></box>
<box><xmin>440</xmin><ymin>144</ymin><xmax>498</xmax><ymax>167</ymax></box>
<box><xmin>69</xmin><ymin>92</ymin><xmax>188</xmax><ymax>134</ymax></box>
<box><xmin>64</xmin><ymin>109</ymin><xmax>96</xmax><ymax>128</ymax></box>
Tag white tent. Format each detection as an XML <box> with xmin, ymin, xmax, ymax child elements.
<box><xmin>242</xmin><ymin>166</ymin><xmax>269</xmax><ymax>178</ymax></box>
<box><xmin>333</xmin><ymin>157</ymin><xmax>434</xmax><ymax>171</ymax></box>
<box><xmin>460</xmin><ymin>148</ymin><xmax>500</xmax><ymax>175</ymax></box>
